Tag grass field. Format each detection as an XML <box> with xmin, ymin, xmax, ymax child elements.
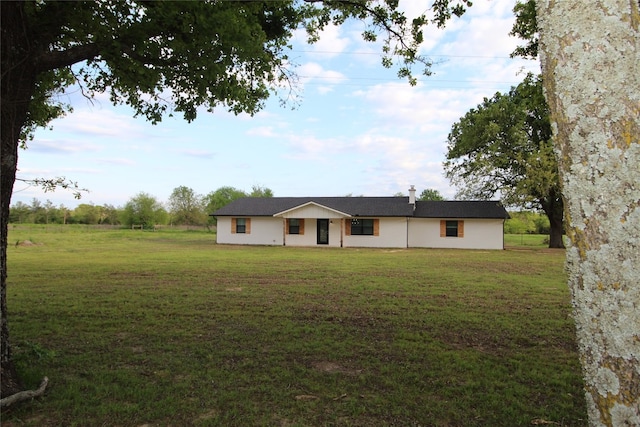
<box><xmin>3</xmin><ymin>226</ymin><xmax>586</xmax><ymax>426</ymax></box>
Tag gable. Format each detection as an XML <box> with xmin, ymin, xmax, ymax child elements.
<box><xmin>274</xmin><ymin>202</ymin><xmax>350</xmax><ymax>219</ymax></box>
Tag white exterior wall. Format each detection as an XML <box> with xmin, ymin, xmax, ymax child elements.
<box><xmin>216</xmin><ymin>217</ymin><xmax>283</xmax><ymax>246</ymax></box>
<box><xmin>408</xmin><ymin>218</ymin><xmax>505</xmax><ymax>250</ymax></box>
<box><xmin>284</xmin><ymin>219</ymin><xmax>343</xmax><ymax>247</ymax></box>
<box><xmin>284</xmin><ymin>219</ymin><xmax>317</xmax><ymax>247</ymax></box>
<box><xmin>217</xmin><ymin>216</ymin><xmax>505</xmax><ymax>249</ymax></box>
<box><xmin>343</xmin><ymin>217</ymin><xmax>408</xmax><ymax>248</ymax></box>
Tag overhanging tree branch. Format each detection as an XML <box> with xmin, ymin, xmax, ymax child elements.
<box><xmin>34</xmin><ymin>43</ymin><xmax>100</xmax><ymax>73</ymax></box>
<box><xmin>15</xmin><ymin>177</ymin><xmax>88</xmax><ymax>200</ymax></box>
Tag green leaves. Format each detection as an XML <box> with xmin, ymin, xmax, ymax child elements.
<box><xmin>121</xmin><ymin>192</ymin><xmax>167</xmax><ymax>228</ymax></box>
<box><xmin>444</xmin><ymin>74</ymin><xmax>558</xmax><ymax>210</ymax></box>
<box><xmin>168</xmin><ymin>186</ymin><xmax>207</xmax><ymax>226</ymax></box>
<box><xmin>510</xmin><ymin>0</ymin><xmax>538</xmax><ymax>59</ymax></box>
<box><xmin>431</xmin><ymin>0</ymin><xmax>473</xmax><ymax>28</ymax></box>
<box><xmin>418</xmin><ymin>188</ymin><xmax>445</xmax><ymax>201</ymax></box>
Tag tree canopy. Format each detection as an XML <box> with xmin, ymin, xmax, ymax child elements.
<box><xmin>202</xmin><ymin>185</ymin><xmax>273</xmax><ymax>225</ymax></box>
<box><xmin>121</xmin><ymin>192</ymin><xmax>167</xmax><ymax>229</ymax></box>
<box><xmin>168</xmin><ymin>186</ymin><xmax>207</xmax><ymax>226</ymax></box>
<box><xmin>249</xmin><ymin>185</ymin><xmax>275</xmax><ymax>198</ymax></box>
<box><xmin>418</xmin><ymin>188</ymin><xmax>445</xmax><ymax>201</ymax></box>
<box><xmin>444</xmin><ymin>73</ymin><xmax>564</xmax><ymax>248</ymax></box>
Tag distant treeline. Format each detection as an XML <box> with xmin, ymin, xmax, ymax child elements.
<box><xmin>9</xmin><ymin>200</ymin><xmax>122</xmax><ymax>225</ymax></box>
<box><xmin>9</xmin><ymin>185</ymin><xmax>273</xmax><ymax>229</ymax></box>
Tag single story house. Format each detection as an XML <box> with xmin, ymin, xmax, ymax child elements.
<box><xmin>212</xmin><ymin>187</ymin><xmax>510</xmax><ymax>250</ymax></box>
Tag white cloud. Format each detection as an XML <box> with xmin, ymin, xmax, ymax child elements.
<box><xmin>353</xmin><ymin>82</ymin><xmax>482</xmax><ymax>137</ymax></box>
<box><xmin>97</xmin><ymin>158</ymin><xmax>137</xmax><ymax>166</ymax></box>
<box><xmin>176</xmin><ymin>149</ymin><xmax>215</xmax><ymax>159</ymax></box>
<box><xmin>54</xmin><ymin>109</ymin><xmax>144</xmax><ymax>137</ymax></box>
<box><xmin>436</xmin><ymin>0</ymin><xmax>520</xmax><ymax>59</ymax></box>
<box><xmin>246</xmin><ymin>126</ymin><xmax>277</xmax><ymax>138</ymax></box>
<box><xmin>284</xmin><ymin>133</ymin><xmax>345</xmax><ymax>161</ymax></box>
<box><xmin>298</xmin><ymin>62</ymin><xmax>347</xmax><ymax>91</ymax></box>
<box><xmin>27</xmin><ymin>138</ymin><xmax>102</xmax><ymax>155</ymax></box>
<box><xmin>17</xmin><ymin>165</ymin><xmax>102</xmax><ymax>178</ymax></box>
<box><xmin>307</xmin><ymin>24</ymin><xmax>351</xmax><ymax>56</ymax></box>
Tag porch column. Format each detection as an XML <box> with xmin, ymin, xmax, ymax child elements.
<box><xmin>282</xmin><ymin>217</ymin><xmax>286</xmax><ymax>246</ymax></box>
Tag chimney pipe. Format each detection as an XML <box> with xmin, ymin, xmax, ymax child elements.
<box><xmin>409</xmin><ymin>185</ymin><xmax>416</xmax><ymax>206</ymax></box>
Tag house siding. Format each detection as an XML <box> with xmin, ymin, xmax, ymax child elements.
<box><xmin>343</xmin><ymin>217</ymin><xmax>407</xmax><ymax>248</ymax></box>
<box><xmin>285</xmin><ymin>218</ymin><xmax>319</xmax><ymax>246</ymax></box>
<box><xmin>218</xmin><ymin>217</ymin><xmax>505</xmax><ymax>249</ymax></box>
<box><xmin>217</xmin><ymin>217</ymin><xmax>283</xmax><ymax>245</ymax></box>
<box><xmin>408</xmin><ymin>218</ymin><xmax>505</xmax><ymax>250</ymax></box>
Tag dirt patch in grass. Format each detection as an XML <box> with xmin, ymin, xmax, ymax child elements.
<box><xmin>312</xmin><ymin>361</ymin><xmax>363</xmax><ymax>376</ymax></box>
<box><xmin>193</xmin><ymin>409</ymin><xmax>219</xmax><ymax>423</ymax></box>
<box><xmin>131</xmin><ymin>346</ymin><xmax>145</xmax><ymax>354</ymax></box>
<box><xmin>1</xmin><ymin>416</ymin><xmax>45</xmax><ymax>427</ymax></box>
<box><xmin>15</xmin><ymin>240</ymin><xmax>43</xmax><ymax>247</ymax></box>
<box><xmin>443</xmin><ymin>329</ymin><xmax>512</xmax><ymax>356</ymax></box>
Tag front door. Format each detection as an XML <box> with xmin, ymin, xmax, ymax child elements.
<box><xmin>317</xmin><ymin>219</ymin><xmax>329</xmax><ymax>245</ymax></box>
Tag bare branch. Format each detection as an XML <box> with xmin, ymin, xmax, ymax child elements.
<box><xmin>15</xmin><ymin>176</ymin><xmax>89</xmax><ymax>199</ymax></box>
<box><xmin>0</xmin><ymin>377</ymin><xmax>48</xmax><ymax>408</ymax></box>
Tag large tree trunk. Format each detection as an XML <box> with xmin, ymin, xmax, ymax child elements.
<box><xmin>537</xmin><ymin>1</ymin><xmax>640</xmax><ymax>425</ymax></box>
<box><xmin>1</xmin><ymin>1</ymin><xmax>39</xmax><ymax>398</ymax></box>
<box><xmin>540</xmin><ymin>187</ymin><xmax>565</xmax><ymax>249</ymax></box>
<box><xmin>547</xmin><ymin>211</ymin><xmax>564</xmax><ymax>249</ymax></box>
<box><xmin>548</xmin><ymin>188</ymin><xmax>564</xmax><ymax>249</ymax></box>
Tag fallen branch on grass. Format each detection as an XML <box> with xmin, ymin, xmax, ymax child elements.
<box><xmin>0</xmin><ymin>377</ymin><xmax>49</xmax><ymax>408</ymax></box>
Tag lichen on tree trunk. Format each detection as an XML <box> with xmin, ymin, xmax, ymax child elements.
<box><xmin>537</xmin><ymin>1</ymin><xmax>640</xmax><ymax>425</ymax></box>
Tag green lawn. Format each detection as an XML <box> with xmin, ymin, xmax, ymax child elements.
<box><xmin>3</xmin><ymin>226</ymin><xmax>586</xmax><ymax>426</ymax></box>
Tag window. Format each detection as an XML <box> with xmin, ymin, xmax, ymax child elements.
<box><xmin>440</xmin><ymin>220</ymin><xmax>464</xmax><ymax>238</ymax></box>
<box><xmin>345</xmin><ymin>218</ymin><xmax>379</xmax><ymax>236</ymax></box>
<box><xmin>232</xmin><ymin>218</ymin><xmax>250</xmax><ymax>234</ymax></box>
<box><xmin>350</xmin><ymin>218</ymin><xmax>374</xmax><ymax>235</ymax></box>
<box><xmin>236</xmin><ymin>218</ymin><xmax>246</xmax><ymax>233</ymax></box>
<box><xmin>287</xmin><ymin>218</ymin><xmax>304</xmax><ymax>235</ymax></box>
<box><xmin>446</xmin><ymin>220</ymin><xmax>458</xmax><ymax>237</ymax></box>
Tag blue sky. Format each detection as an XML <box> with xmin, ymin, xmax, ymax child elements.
<box><xmin>12</xmin><ymin>0</ymin><xmax>539</xmax><ymax>209</ymax></box>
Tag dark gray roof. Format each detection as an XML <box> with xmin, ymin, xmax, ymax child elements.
<box><xmin>414</xmin><ymin>200</ymin><xmax>510</xmax><ymax>219</ymax></box>
<box><xmin>212</xmin><ymin>197</ymin><xmax>509</xmax><ymax>219</ymax></box>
